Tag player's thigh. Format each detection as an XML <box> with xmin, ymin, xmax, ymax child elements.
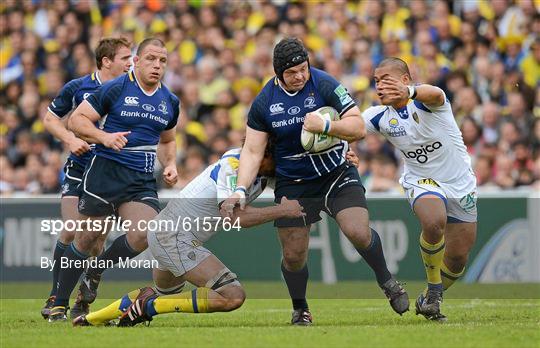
<box><xmin>335</xmin><ymin>207</ymin><xmax>371</xmax><ymax>247</ymax></box>
<box><xmin>118</xmin><ymin>201</ymin><xmax>159</xmax><ymax>250</ymax></box>
<box><xmin>278</xmin><ymin>226</ymin><xmax>311</xmax><ymax>265</ymax></box>
<box><xmin>445</xmin><ymin>222</ymin><xmax>477</xmax><ymax>260</ymax></box>
<box><xmin>59</xmin><ymin>196</ymin><xmax>79</xmax><ymax>244</ymax></box>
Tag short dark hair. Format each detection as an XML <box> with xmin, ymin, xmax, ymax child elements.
<box><xmin>95</xmin><ymin>37</ymin><xmax>131</xmax><ymax>69</ymax></box>
<box><xmin>377</xmin><ymin>57</ymin><xmax>412</xmax><ymax>79</ymax></box>
<box><xmin>136</xmin><ymin>37</ymin><xmax>166</xmax><ymax>56</ymax></box>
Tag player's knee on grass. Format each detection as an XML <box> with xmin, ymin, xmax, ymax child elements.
<box><xmin>216</xmin><ymin>285</ymin><xmax>246</xmax><ymax>312</ymax></box>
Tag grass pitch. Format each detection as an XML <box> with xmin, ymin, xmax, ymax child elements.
<box><xmin>1</xmin><ymin>281</ymin><xmax>539</xmax><ymax>348</ymax></box>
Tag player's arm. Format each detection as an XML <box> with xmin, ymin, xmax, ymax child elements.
<box><xmin>304</xmin><ymin>77</ymin><xmax>366</xmax><ymax>141</ymax></box>
<box><xmin>44</xmin><ymin>80</ymin><xmax>91</xmax><ymax>155</ymax></box>
<box><xmin>327</xmin><ymin>107</ymin><xmax>365</xmax><ymax>142</ymax></box>
<box><xmin>237</xmin><ymin>126</ymin><xmax>268</xmax><ymax>190</ymax></box>
<box><xmin>381</xmin><ymin>76</ymin><xmax>445</xmax><ymax>107</ymax></box>
<box><xmin>158</xmin><ymin>128</ymin><xmax>178</xmax><ymax>186</ymax></box>
<box><xmin>70</xmin><ymin>100</ymin><xmax>130</xmax><ymax>151</ymax></box>
<box><xmin>220</xmin><ymin>197</ymin><xmax>305</xmax><ymax>228</ymax></box>
<box><xmin>44</xmin><ymin>111</ymin><xmax>90</xmax><ymax>156</ymax></box>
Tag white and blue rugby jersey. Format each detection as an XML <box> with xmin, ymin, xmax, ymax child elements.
<box><xmin>86</xmin><ymin>71</ymin><xmax>179</xmax><ymax>173</ymax></box>
<box><xmin>48</xmin><ymin>71</ymin><xmax>103</xmax><ymax>166</ymax></box>
<box><xmin>167</xmin><ymin>148</ymin><xmax>271</xmax><ymax>242</ymax></box>
<box><xmin>362</xmin><ymin>89</ymin><xmax>472</xmax><ymax>183</ymax></box>
<box><xmin>247</xmin><ymin>68</ymin><xmax>356</xmax><ymax>180</ymax></box>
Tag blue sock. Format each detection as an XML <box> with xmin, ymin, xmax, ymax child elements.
<box><xmin>356</xmin><ymin>228</ymin><xmax>392</xmax><ymax>286</ymax></box>
<box><xmin>49</xmin><ymin>240</ymin><xmax>68</xmax><ymax>297</ymax></box>
<box><xmin>145</xmin><ymin>298</ymin><xmax>157</xmax><ymax>317</ymax></box>
<box><xmin>53</xmin><ymin>243</ymin><xmax>88</xmax><ymax>307</ymax></box>
<box><xmin>87</xmin><ymin>234</ymin><xmax>140</xmax><ymax>278</ymax></box>
<box><xmin>428</xmin><ymin>283</ymin><xmax>444</xmax><ymax>292</ymax></box>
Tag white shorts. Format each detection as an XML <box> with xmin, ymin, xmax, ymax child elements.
<box><xmin>400</xmin><ymin>171</ymin><xmax>477</xmax><ymax>223</ymax></box>
<box><xmin>147</xmin><ymin>227</ymin><xmax>213</xmax><ymax>277</ymax></box>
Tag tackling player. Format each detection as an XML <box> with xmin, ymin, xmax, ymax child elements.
<box><xmin>41</xmin><ymin>37</ymin><xmax>132</xmax><ymax>319</ymax></box>
<box><xmin>362</xmin><ymin>57</ymin><xmax>477</xmax><ymax>321</ymax></box>
<box><xmin>48</xmin><ymin>38</ymin><xmax>179</xmax><ymax>322</ymax></box>
<box><xmin>224</xmin><ymin>38</ymin><xmax>409</xmax><ymax>325</ymax></box>
<box><xmin>72</xmin><ymin>146</ymin><xmax>360</xmax><ymax>326</ymax></box>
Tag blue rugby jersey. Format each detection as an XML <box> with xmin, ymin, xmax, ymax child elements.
<box><xmin>86</xmin><ymin>71</ymin><xmax>179</xmax><ymax>173</ymax></box>
<box><xmin>247</xmin><ymin>68</ymin><xmax>356</xmax><ymax>180</ymax></box>
<box><xmin>47</xmin><ymin>71</ymin><xmax>103</xmax><ymax>166</ymax></box>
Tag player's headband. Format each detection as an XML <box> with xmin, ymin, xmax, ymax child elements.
<box><xmin>273</xmin><ymin>38</ymin><xmax>309</xmax><ymax>82</ymax></box>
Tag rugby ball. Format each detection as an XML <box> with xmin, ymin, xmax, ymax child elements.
<box><xmin>301</xmin><ymin>106</ymin><xmax>341</xmax><ymax>153</ymax></box>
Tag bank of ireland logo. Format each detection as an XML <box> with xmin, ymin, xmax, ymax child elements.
<box><xmin>304</xmin><ymin>96</ymin><xmax>316</xmax><ymax>109</ymax></box>
<box><xmin>158</xmin><ymin>101</ymin><xmax>168</xmax><ymax>114</ymax></box>
<box><xmin>270</xmin><ymin>103</ymin><xmax>284</xmax><ymax>115</ymax></box>
<box><xmin>288</xmin><ymin>106</ymin><xmax>301</xmax><ymax>115</ymax></box>
<box><xmin>124</xmin><ymin>96</ymin><xmax>139</xmax><ymax>106</ymax></box>
<box><xmin>142</xmin><ymin>104</ymin><xmax>155</xmax><ymax>112</ymax></box>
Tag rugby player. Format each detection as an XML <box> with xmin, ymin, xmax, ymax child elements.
<box><xmin>48</xmin><ymin>38</ymin><xmax>179</xmax><ymax>322</ymax></box>
<box><xmin>72</xmin><ymin>145</ymin><xmax>361</xmax><ymax>326</ymax></box>
<box><xmin>41</xmin><ymin>37</ymin><xmax>132</xmax><ymax>319</ymax></box>
<box><xmin>224</xmin><ymin>38</ymin><xmax>409</xmax><ymax>325</ymax></box>
<box><xmin>362</xmin><ymin>57</ymin><xmax>477</xmax><ymax>321</ymax></box>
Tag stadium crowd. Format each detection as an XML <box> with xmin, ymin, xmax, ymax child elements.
<box><xmin>0</xmin><ymin>0</ymin><xmax>539</xmax><ymax>196</ymax></box>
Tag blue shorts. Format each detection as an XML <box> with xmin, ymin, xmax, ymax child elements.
<box><xmin>78</xmin><ymin>155</ymin><xmax>160</xmax><ymax>216</ymax></box>
<box><xmin>274</xmin><ymin>163</ymin><xmax>367</xmax><ymax>227</ymax></box>
<box><xmin>61</xmin><ymin>159</ymin><xmax>85</xmax><ymax>197</ymax></box>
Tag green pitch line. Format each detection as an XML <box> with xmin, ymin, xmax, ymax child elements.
<box><xmin>1</xmin><ymin>296</ymin><xmax>539</xmax><ymax>348</ymax></box>
<box><xmin>1</xmin><ymin>281</ymin><xmax>539</xmax><ymax>299</ymax></box>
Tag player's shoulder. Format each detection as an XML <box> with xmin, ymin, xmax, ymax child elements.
<box><xmin>160</xmin><ymin>82</ymin><xmax>180</xmax><ymax>105</ymax></box>
<box><xmin>363</xmin><ymin>104</ymin><xmax>389</xmax><ymax>119</ymax></box>
<box><xmin>63</xmin><ymin>75</ymin><xmax>88</xmax><ymax>93</ymax></box>
<box><xmin>216</xmin><ymin>148</ymin><xmax>241</xmax><ymax>175</ymax></box>
<box><xmin>310</xmin><ymin>67</ymin><xmax>334</xmax><ymax>82</ymax></box>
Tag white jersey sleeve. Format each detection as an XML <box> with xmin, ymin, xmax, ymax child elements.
<box><xmin>361</xmin><ymin>105</ymin><xmax>388</xmax><ymax>134</ymax></box>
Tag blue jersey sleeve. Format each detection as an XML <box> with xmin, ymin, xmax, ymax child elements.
<box><xmin>48</xmin><ymin>79</ymin><xmax>83</xmax><ymax>118</ymax></box>
<box><xmin>165</xmin><ymin>95</ymin><xmax>180</xmax><ymax>130</ymax></box>
<box><xmin>86</xmin><ymin>80</ymin><xmax>123</xmax><ymax>117</ymax></box>
<box><xmin>317</xmin><ymin>72</ymin><xmax>356</xmax><ymax>117</ymax></box>
<box><xmin>247</xmin><ymin>93</ymin><xmax>269</xmax><ymax>132</ymax></box>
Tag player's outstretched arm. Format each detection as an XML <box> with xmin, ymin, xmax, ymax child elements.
<box><xmin>69</xmin><ymin>100</ymin><xmax>130</xmax><ymax>151</ymax></box>
<box><xmin>380</xmin><ymin>76</ymin><xmax>445</xmax><ymax>107</ymax></box>
<box><xmin>220</xmin><ymin>197</ymin><xmax>305</xmax><ymax>228</ymax></box>
<box><xmin>304</xmin><ymin>106</ymin><xmax>366</xmax><ymax>142</ymax></box>
<box><xmin>158</xmin><ymin>128</ymin><xmax>178</xmax><ymax>186</ymax></box>
<box><xmin>43</xmin><ymin>111</ymin><xmax>90</xmax><ymax>156</ymax></box>
<box><xmin>222</xmin><ymin>127</ymin><xmax>268</xmax><ymax>215</ymax></box>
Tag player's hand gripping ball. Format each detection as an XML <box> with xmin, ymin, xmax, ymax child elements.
<box><xmin>301</xmin><ymin>106</ymin><xmax>341</xmax><ymax>153</ymax></box>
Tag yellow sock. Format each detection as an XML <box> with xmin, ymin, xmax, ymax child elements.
<box><xmin>86</xmin><ymin>288</ymin><xmax>141</xmax><ymax>325</ymax></box>
<box><xmin>419</xmin><ymin>233</ymin><xmax>445</xmax><ymax>286</ymax></box>
<box><xmin>152</xmin><ymin>288</ymin><xmax>210</xmax><ymax>314</ymax></box>
<box><xmin>441</xmin><ymin>261</ymin><xmax>464</xmax><ymax>290</ymax></box>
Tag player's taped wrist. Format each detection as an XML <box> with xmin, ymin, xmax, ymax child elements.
<box><xmin>407</xmin><ymin>85</ymin><xmax>417</xmax><ymax>99</ymax></box>
<box><xmin>322</xmin><ymin>119</ymin><xmax>332</xmax><ymax>135</ymax></box>
<box><xmin>234</xmin><ymin>186</ymin><xmax>247</xmax><ymax>197</ymax></box>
